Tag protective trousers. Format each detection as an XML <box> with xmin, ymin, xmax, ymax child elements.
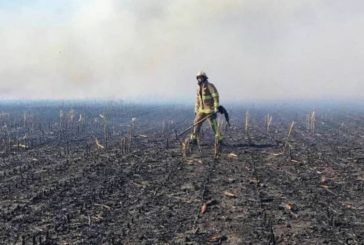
<box><xmin>191</xmin><ymin>112</ymin><xmax>221</xmax><ymax>141</ymax></box>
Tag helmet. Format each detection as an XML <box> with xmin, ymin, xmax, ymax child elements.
<box><xmin>196</xmin><ymin>71</ymin><xmax>208</xmax><ymax>79</ymax></box>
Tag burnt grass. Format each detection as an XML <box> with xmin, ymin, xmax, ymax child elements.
<box><xmin>0</xmin><ymin>102</ymin><xmax>363</xmax><ymax>244</ymax></box>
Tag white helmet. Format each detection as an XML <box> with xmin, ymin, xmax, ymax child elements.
<box><xmin>196</xmin><ymin>71</ymin><xmax>208</xmax><ymax>79</ymax></box>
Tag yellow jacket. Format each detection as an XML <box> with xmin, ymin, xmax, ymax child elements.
<box><xmin>194</xmin><ymin>81</ymin><xmax>219</xmax><ymax>114</ymax></box>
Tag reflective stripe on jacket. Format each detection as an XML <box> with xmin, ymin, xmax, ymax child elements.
<box><xmin>194</xmin><ymin>81</ymin><xmax>219</xmax><ymax>113</ymax></box>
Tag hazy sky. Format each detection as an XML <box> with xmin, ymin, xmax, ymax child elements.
<box><xmin>0</xmin><ymin>0</ymin><xmax>363</xmax><ymax>102</ymax></box>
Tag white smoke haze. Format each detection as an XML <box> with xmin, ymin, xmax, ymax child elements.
<box><xmin>0</xmin><ymin>0</ymin><xmax>363</xmax><ymax>102</ymax></box>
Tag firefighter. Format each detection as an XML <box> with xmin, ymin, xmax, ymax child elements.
<box><xmin>190</xmin><ymin>71</ymin><xmax>222</xmax><ymax>144</ymax></box>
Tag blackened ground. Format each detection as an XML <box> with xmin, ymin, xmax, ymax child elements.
<box><xmin>0</xmin><ymin>103</ymin><xmax>363</xmax><ymax>244</ymax></box>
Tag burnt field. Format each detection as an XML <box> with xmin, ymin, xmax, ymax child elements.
<box><xmin>0</xmin><ymin>101</ymin><xmax>363</xmax><ymax>244</ymax></box>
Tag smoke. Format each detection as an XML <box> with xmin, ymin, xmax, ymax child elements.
<box><xmin>0</xmin><ymin>0</ymin><xmax>363</xmax><ymax>101</ymax></box>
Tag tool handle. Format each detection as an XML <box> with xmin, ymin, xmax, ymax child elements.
<box><xmin>177</xmin><ymin>112</ymin><xmax>216</xmax><ymax>138</ymax></box>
